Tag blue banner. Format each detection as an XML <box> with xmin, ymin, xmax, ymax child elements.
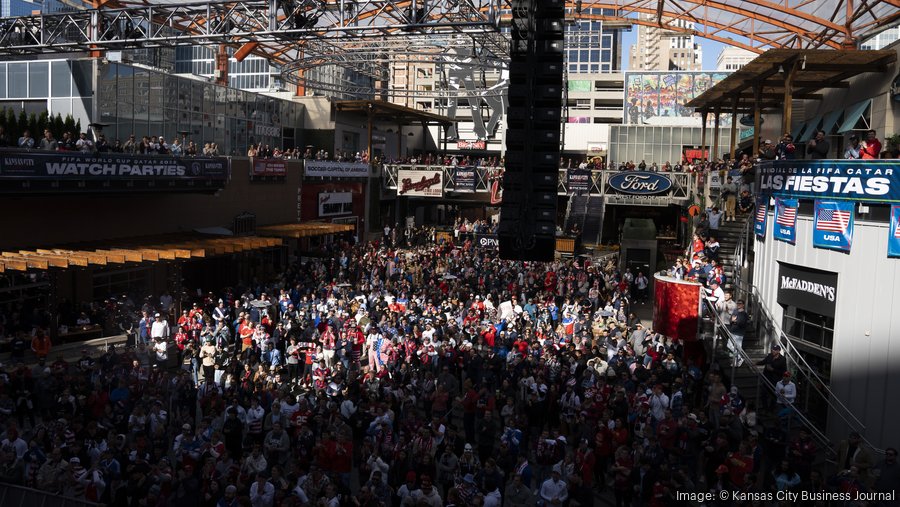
<box><xmin>757</xmin><ymin>160</ymin><xmax>900</xmax><ymax>204</ymax></box>
<box><xmin>812</xmin><ymin>200</ymin><xmax>854</xmax><ymax>252</ymax></box>
<box><xmin>454</xmin><ymin>166</ymin><xmax>476</xmax><ymax>192</ymax></box>
<box><xmin>773</xmin><ymin>198</ymin><xmax>798</xmax><ymax>244</ymax></box>
<box><xmin>890</xmin><ymin>206</ymin><xmax>900</xmax><ymax>258</ymax></box>
<box><xmin>754</xmin><ymin>196</ymin><xmax>768</xmax><ymax>238</ymax></box>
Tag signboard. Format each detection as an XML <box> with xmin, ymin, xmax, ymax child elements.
<box><xmin>773</xmin><ymin>197</ymin><xmax>798</xmax><ymax>244</ymax></box>
<box><xmin>474</xmin><ymin>233</ymin><xmax>498</xmax><ymax>249</ymax></box>
<box><xmin>624</xmin><ymin>71</ymin><xmax>730</xmax><ymax>125</ymax></box>
<box><xmin>567</xmin><ymin>169</ymin><xmax>591</xmax><ymax>193</ymax></box>
<box><xmin>812</xmin><ymin>200</ymin><xmax>854</xmax><ymax>252</ymax></box>
<box><xmin>607</xmin><ymin>171</ymin><xmax>673</xmax><ymax>195</ymax></box>
<box><xmin>304</xmin><ymin>160</ymin><xmax>369</xmax><ymax>178</ymax></box>
<box><xmin>754</xmin><ymin>196</ymin><xmax>768</xmax><ymax>238</ymax></box>
<box><xmin>252</xmin><ymin>158</ymin><xmax>287</xmax><ymax>177</ymax></box>
<box><xmin>454</xmin><ymin>167</ymin><xmax>476</xmax><ymax>192</ymax></box>
<box><xmin>890</xmin><ymin>205</ymin><xmax>900</xmax><ymax>257</ymax></box>
<box><xmin>0</xmin><ymin>151</ymin><xmax>229</xmax><ymax>180</ymax></box>
<box><xmin>398</xmin><ymin>169</ymin><xmax>443</xmax><ymax>197</ymax></box>
<box><xmin>777</xmin><ymin>262</ymin><xmax>837</xmax><ymax>317</ymax></box>
<box><xmin>254</xmin><ymin>124</ymin><xmax>281</xmax><ymax>137</ymax></box>
<box><xmin>708</xmin><ymin>172</ymin><xmax>722</xmax><ymax>189</ymax></box>
<box><xmin>457</xmin><ymin>140</ymin><xmax>486</xmax><ymax>150</ymax></box>
<box><xmin>757</xmin><ymin>160</ymin><xmax>900</xmax><ymax>204</ymax></box>
<box><xmin>318</xmin><ymin>191</ymin><xmax>354</xmax><ymax>217</ymax></box>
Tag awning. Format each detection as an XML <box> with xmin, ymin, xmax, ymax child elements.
<box><xmin>256</xmin><ymin>222</ymin><xmax>356</xmax><ymax>239</ymax></box>
<box><xmin>0</xmin><ymin>236</ymin><xmax>283</xmax><ymax>272</ymax></box>
<box><xmin>838</xmin><ymin>99</ymin><xmax>872</xmax><ymax>133</ymax></box>
<box><xmin>798</xmin><ymin>114</ymin><xmax>823</xmax><ymax>142</ymax></box>
<box><xmin>821</xmin><ymin>109</ymin><xmax>844</xmax><ymax>135</ymax></box>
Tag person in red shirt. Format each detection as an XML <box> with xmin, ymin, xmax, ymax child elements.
<box><xmin>861</xmin><ymin>129</ymin><xmax>882</xmax><ymax>159</ymax></box>
<box><xmin>726</xmin><ymin>442</ymin><xmax>754</xmax><ymax>488</ymax></box>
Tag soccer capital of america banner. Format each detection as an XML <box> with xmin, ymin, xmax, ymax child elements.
<box><xmin>812</xmin><ymin>200</ymin><xmax>854</xmax><ymax>252</ymax></box>
<box><xmin>773</xmin><ymin>198</ymin><xmax>798</xmax><ymax>244</ymax></box>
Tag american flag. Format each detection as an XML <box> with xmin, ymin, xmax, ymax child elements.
<box><xmin>816</xmin><ymin>208</ymin><xmax>850</xmax><ymax>233</ymax></box>
<box><xmin>894</xmin><ymin>218</ymin><xmax>900</xmax><ymax>238</ymax></box>
<box><xmin>756</xmin><ymin>203</ymin><xmax>767</xmax><ymax>223</ymax></box>
<box><xmin>775</xmin><ymin>203</ymin><xmax>796</xmax><ymax>227</ymax></box>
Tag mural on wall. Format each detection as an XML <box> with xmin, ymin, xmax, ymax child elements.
<box><xmin>440</xmin><ymin>48</ymin><xmax>509</xmax><ymax>141</ymax></box>
<box><xmin>624</xmin><ymin>71</ymin><xmax>730</xmax><ymax>125</ymax></box>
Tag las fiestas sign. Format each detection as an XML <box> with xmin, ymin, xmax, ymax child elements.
<box><xmin>607</xmin><ymin>171</ymin><xmax>673</xmax><ymax>195</ymax></box>
<box><xmin>776</xmin><ymin>262</ymin><xmax>837</xmax><ymax>317</ymax></box>
<box><xmin>757</xmin><ymin>160</ymin><xmax>899</xmax><ymax>203</ymax></box>
<box><xmin>0</xmin><ymin>151</ymin><xmax>229</xmax><ymax>180</ymax></box>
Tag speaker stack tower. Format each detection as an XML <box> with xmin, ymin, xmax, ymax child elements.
<box><xmin>498</xmin><ymin>0</ymin><xmax>564</xmax><ymax>262</ymax></box>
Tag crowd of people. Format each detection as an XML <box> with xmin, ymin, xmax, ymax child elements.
<box><xmin>0</xmin><ymin>234</ymin><xmax>895</xmax><ymax>507</ymax></box>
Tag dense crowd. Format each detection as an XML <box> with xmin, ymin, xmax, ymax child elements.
<box><xmin>0</xmin><ymin>235</ymin><xmax>896</xmax><ymax>507</ymax></box>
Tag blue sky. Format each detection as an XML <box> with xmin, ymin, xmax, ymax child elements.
<box><xmin>621</xmin><ymin>27</ymin><xmax>729</xmax><ymax>71</ymax></box>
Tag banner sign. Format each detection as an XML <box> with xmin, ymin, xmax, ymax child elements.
<box><xmin>773</xmin><ymin>197</ymin><xmax>798</xmax><ymax>244</ymax></box>
<box><xmin>754</xmin><ymin>196</ymin><xmax>768</xmax><ymax>238</ymax></box>
<box><xmin>607</xmin><ymin>171</ymin><xmax>673</xmax><ymax>195</ymax></box>
<box><xmin>454</xmin><ymin>167</ymin><xmax>476</xmax><ymax>192</ymax></box>
<box><xmin>567</xmin><ymin>169</ymin><xmax>591</xmax><ymax>193</ymax></box>
<box><xmin>777</xmin><ymin>262</ymin><xmax>837</xmax><ymax>317</ymax></box>
<box><xmin>889</xmin><ymin>205</ymin><xmax>900</xmax><ymax>258</ymax></box>
<box><xmin>474</xmin><ymin>233</ymin><xmax>498</xmax><ymax>249</ymax></box>
<box><xmin>758</xmin><ymin>160</ymin><xmax>900</xmax><ymax>204</ymax></box>
<box><xmin>304</xmin><ymin>160</ymin><xmax>369</xmax><ymax>178</ymax></box>
<box><xmin>812</xmin><ymin>200</ymin><xmax>854</xmax><ymax>252</ymax></box>
<box><xmin>318</xmin><ymin>192</ymin><xmax>353</xmax><ymax>217</ymax></box>
<box><xmin>0</xmin><ymin>151</ymin><xmax>228</xmax><ymax>180</ymax></box>
<box><xmin>457</xmin><ymin>140</ymin><xmax>486</xmax><ymax>150</ymax></box>
<box><xmin>252</xmin><ymin>158</ymin><xmax>286</xmax><ymax>177</ymax></box>
<box><xmin>398</xmin><ymin>169</ymin><xmax>443</xmax><ymax>197</ymax></box>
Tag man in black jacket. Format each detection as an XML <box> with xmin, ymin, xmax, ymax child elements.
<box><xmin>755</xmin><ymin>345</ymin><xmax>788</xmax><ymax>410</ymax></box>
<box><xmin>807</xmin><ymin>130</ymin><xmax>831</xmax><ymax>159</ymax></box>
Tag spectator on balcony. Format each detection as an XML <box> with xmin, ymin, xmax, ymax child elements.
<box><xmin>209</xmin><ymin>143</ymin><xmax>220</xmax><ymax>156</ymax></box>
<box><xmin>122</xmin><ymin>134</ymin><xmax>138</xmax><ymax>154</ymax></box>
<box><xmin>775</xmin><ymin>134</ymin><xmax>796</xmax><ymax>160</ymax></box>
<box><xmin>17</xmin><ymin>129</ymin><xmax>35</xmax><ymax>149</ymax></box>
<box><xmin>170</xmin><ymin>138</ymin><xmax>184</xmax><ymax>156</ymax></box>
<box><xmin>758</xmin><ymin>139</ymin><xmax>777</xmax><ymax>161</ymax></box>
<box><xmin>860</xmin><ymin>129</ymin><xmax>882</xmax><ymax>160</ymax></box>
<box><xmin>59</xmin><ymin>132</ymin><xmax>75</xmax><ymax>151</ymax></box>
<box><xmin>844</xmin><ymin>134</ymin><xmax>862</xmax><ymax>159</ymax></box>
<box><xmin>39</xmin><ymin>129</ymin><xmax>58</xmax><ymax>151</ymax></box>
<box><xmin>95</xmin><ymin>135</ymin><xmax>110</xmax><ymax>153</ymax></box>
<box><xmin>75</xmin><ymin>132</ymin><xmax>94</xmax><ymax>153</ymax></box>
<box><xmin>0</xmin><ymin>127</ymin><xmax>9</xmax><ymax>147</ymax></box>
<box><xmin>806</xmin><ymin>130</ymin><xmax>830</xmax><ymax>159</ymax></box>
<box><xmin>186</xmin><ymin>141</ymin><xmax>198</xmax><ymax>156</ymax></box>
<box><xmin>139</xmin><ymin>136</ymin><xmax>151</xmax><ymax>154</ymax></box>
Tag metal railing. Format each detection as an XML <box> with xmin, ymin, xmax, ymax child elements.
<box><xmin>0</xmin><ymin>484</ymin><xmax>101</xmax><ymax>507</ymax></box>
<box><xmin>704</xmin><ymin>297</ymin><xmax>836</xmax><ymax>456</ymax></box>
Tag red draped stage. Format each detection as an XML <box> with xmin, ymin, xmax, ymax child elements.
<box><xmin>653</xmin><ymin>274</ymin><xmax>705</xmax><ymax>365</ymax></box>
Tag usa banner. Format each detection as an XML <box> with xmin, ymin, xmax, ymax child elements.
<box><xmin>812</xmin><ymin>200</ymin><xmax>854</xmax><ymax>252</ymax></box>
<box><xmin>773</xmin><ymin>198</ymin><xmax>798</xmax><ymax>244</ymax></box>
<box><xmin>889</xmin><ymin>205</ymin><xmax>900</xmax><ymax>258</ymax></box>
<box><xmin>754</xmin><ymin>197</ymin><xmax>768</xmax><ymax>238</ymax></box>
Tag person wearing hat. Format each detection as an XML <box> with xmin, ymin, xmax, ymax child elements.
<box><xmin>539</xmin><ymin>464</ymin><xmax>568</xmax><ymax>506</ymax></box>
<box><xmin>150</xmin><ymin>312</ymin><xmax>170</xmax><ymax>342</ymax></box>
<box><xmin>756</xmin><ymin>344</ymin><xmax>788</xmax><ymax>410</ymax></box>
<box><xmin>759</xmin><ymin>138</ymin><xmax>777</xmax><ymax>161</ymax></box>
<box><xmin>397</xmin><ymin>471</ymin><xmax>418</xmax><ymax>504</ymax></box>
<box><xmin>776</xmin><ymin>371</ymin><xmax>797</xmax><ymax>417</ymax></box>
<box><xmin>844</xmin><ymin>133</ymin><xmax>863</xmax><ymax>159</ymax></box>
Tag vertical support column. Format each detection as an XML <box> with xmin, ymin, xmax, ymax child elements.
<box><xmin>366</xmin><ymin>103</ymin><xmax>374</xmax><ymax>164</ymax></box>
<box><xmin>752</xmin><ymin>84</ymin><xmax>762</xmax><ymax>156</ymax></box>
<box><xmin>364</xmin><ymin>104</ymin><xmax>375</xmax><ymax>241</ymax></box>
<box><xmin>396</xmin><ymin>125</ymin><xmax>402</xmax><ymax>159</ymax></box>
<box><xmin>421</xmin><ymin>121</ymin><xmax>427</xmax><ymax>154</ymax></box>
<box><xmin>730</xmin><ymin>95</ymin><xmax>739</xmax><ymax>161</ymax></box>
<box><xmin>712</xmin><ymin>106</ymin><xmax>721</xmax><ymax>161</ymax></box>
<box><xmin>215</xmin><ymin>44</ymin><xmax>229</xmax><ymax>86</ymax></box>
<box><xmin>782</xmin><ymin>61</ymin><xmax>798</xmax><ymax>137</ymax></box>
<box><xmin>700</xmin><ymin>110</ymin><xmax>708</xmax><ymax>161</ymax></box>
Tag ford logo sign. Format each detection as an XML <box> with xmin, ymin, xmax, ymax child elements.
<box><xmin>608</xmin><ymin>172</ymin><xmax>673</xmax><ymax>195</ymax></box>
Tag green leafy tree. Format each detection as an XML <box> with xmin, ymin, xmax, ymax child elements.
<box><xmin>51</xmin><ymin>113</ymin><xmax>65</xmax><ymax>139</ymax></box>
<box><xmin>63</xmin><ymin>114</ymin><xmax>76</xmax><ymax>135</ymax></box>
<box><xmin>17</xmin><ymin>110</ymin><xmax>28</xmax><ymax>137</ymax></box>
<box><xmin>36</xmin><ymin>112</ymin><xmax>48</xmax><ymax>137</ymax></box>
<box><xmin>7</xmin><ymin>109</ymin><xmax>19</xmax><ymax>139</ymax></box>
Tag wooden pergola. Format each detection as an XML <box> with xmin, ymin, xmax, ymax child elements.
<box><xmin>0</xmin><ymin>236</ymin><xmax>283</xmax><ymax>272</ymax></box>
<box><xmin>256</xmin><ymin>222</ymin><xmax>356</xmax><ymax>239</ymax></box>
<box><xmin>685</xmin><ymin>48</ymin><xmax>897</xmax><ymax>161</ymax></box>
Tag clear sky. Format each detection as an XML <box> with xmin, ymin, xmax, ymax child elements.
<box><xmin>621</xmin><ymin>26</ymin><xmax>730</xmax><ymax>71</ymax></box>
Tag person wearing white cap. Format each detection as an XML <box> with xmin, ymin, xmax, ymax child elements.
<box><xmin>539</xmin><ymin>464</ymin><xmax>568</xmax><ymax>506</ymax></box>
<box><xmin>150</xmin><ymin>312</ymin><xmax>170</xmax><ymax>342</ymax></box>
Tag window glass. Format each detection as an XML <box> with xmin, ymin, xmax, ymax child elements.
<box><xmin>72</xmin><ymin>60</ymin><xmax>92</xmax><ymax>97</ymax></box>
<box><xmin>52</xmin><ymin>61</ymin><xmax>73</xmax><ymax>97</ymax></box>
<box><xmin>8</xmin><ymin>62</ymin><xmax>27</xmax><ymax>98</ymax></box>
<box><xmin>29</xmin><ymin>61</ymin><xmax>49</xmax><ymax>97</ymax></box>
<box><xmin>0</xmin><ymin>64</ymin><xmax>6</xmax><ymax>99</ymax></box>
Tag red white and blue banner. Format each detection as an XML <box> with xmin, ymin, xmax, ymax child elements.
<box><xmin>812</xmin><ymin>200</ymin><xmax>854</xmax><ymax>252</ymax></box>
<box><xmin>889</xmin><ymin>205</ymin><xmax>900</xmax><ymax>258</ymax></box>
<box><xmin>773</xmin><ymin>198</ymin><xmax>798</xmax><ymax>244</ymax></box>
<box><xmin>754</xmin><ymin>196</ymin><xmax>768</xmax><ymax>238</ymax></box>
<box><xmin>757</xmin><ymin>160</ymin><xmax>900</xmax><ymax>204</ymax></box>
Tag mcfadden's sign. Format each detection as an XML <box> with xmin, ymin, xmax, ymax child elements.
<box><xmin>397</xmin><ymin>169</ymin><xmax>443</xmax><ymax>197</ymax></box>
<box><xmin>0</xmin><ymin>151</ymin><xmax>229</xmax><ymax>180</ymax></box>
<box><xmin>758</xmin><ymin>160</ymin><xmax>899</xmax><ymax>204</ymax></box>
<box><xmin>607</xmin><ymin>171</ymin><xmax>673</xmax><ymax>195</ymax></box>
<box><xmin>776</xmin><ymin>262</ymin><xmax>838</xmax><ymax>317</ymax></box>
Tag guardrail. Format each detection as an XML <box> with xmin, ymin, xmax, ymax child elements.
<box><xmin>0</xmin><ymin>483</ymin><xmax>102</xmax><ymax>507</ymax></box>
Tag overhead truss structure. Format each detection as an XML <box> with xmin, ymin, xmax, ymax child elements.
<box><xmin>0</xmin><ymin>0</ymin><xmax>896</xmax><ymax>98</ymax></box>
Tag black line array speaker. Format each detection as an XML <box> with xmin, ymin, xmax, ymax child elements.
<box><xmin>498</xmin><ymin>0</ymin><xmax>564</xmax><ymax>262</ymax></box>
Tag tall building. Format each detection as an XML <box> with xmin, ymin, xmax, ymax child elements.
<box><xmin>565</xmin><ymin>8</ymin><xmax>624</xmax><ymax>73</ymax></box>
<box><xmin>629</xmin><ymin>14</ymin><xmax>702</xmax><ymax>71</ymax></box>
<box><xmin>175</xmin><ymin>46</ymin><xmax>291</xmax><ymax>93</ymax></box>
<box><xmin>716</xmin><ymin>46</ymin><xmax>756</xmax><ymax>71</ymax></box>
<box><xmin>1</xmin><ymin>0</ymin><xmax>88</xmax><ymax>16</ymax></box>
<box><xmin>860</xmin><ymin>26</ymin><xmax>900</xmax><ymax>50</ymax></box>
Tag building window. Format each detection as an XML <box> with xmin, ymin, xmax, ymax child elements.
<box><xmin>782</xmin><ymin>306</ymin><xmax>834</xmax><ymax>351</ymax></box>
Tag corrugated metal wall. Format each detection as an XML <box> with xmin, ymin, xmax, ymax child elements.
<box><xmin>753</xmin><ymin>212</ymin><xmax>900</xmax><ymax>450</ymax></box>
